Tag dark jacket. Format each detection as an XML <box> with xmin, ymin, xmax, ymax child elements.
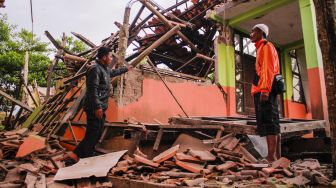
<box><xmin>84</xmin><ymin>61</ymin><xmax>128</xmax><ymax>112</ymax></box>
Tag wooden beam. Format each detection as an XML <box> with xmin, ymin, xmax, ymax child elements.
<box><xmin>131</xmin><ymin>25</ymin><xmax>180</xmax><ymax>67</ymax></box>
<box><xmin>140</xmin><ymin>0</ymin><xmax>200</xmax><ymax>53</ymax></box>
<box><xmin>0</xmin><ymin>90</ymin><xmax>33</xmax><ymax>112</ymax></box>
<box><xmin>71</xmin><ymin>32</ymin><xmax>96</xmax><ymax>48</ymax></box>
<box><xmin>280</xmin><ymin>120</ymin><xmax>326</xmax><ymax>133</ymax></box>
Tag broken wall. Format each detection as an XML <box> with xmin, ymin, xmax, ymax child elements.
<box><xmin>74</xmin><ymin>68</ymin><xmax>229</xmax><ymax>124</ymax></box>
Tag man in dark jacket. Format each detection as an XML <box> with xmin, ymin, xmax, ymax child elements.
<box><xmin>66</xmin><ymin>47</ymin><xmax>132</xmax><ymax>162</ymax></box>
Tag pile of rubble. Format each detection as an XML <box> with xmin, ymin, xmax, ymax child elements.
<box><xmin>0</xmin><ymin>127</ymin><xmax>332</xmax><ymax>187</ymax></box>
<box><xmin>107</xmin><ymin>133</ymin><xmax>331</xmax><ymax>187</ymax></box>
<box><xmin>0</xmin><ymin>128</ymin><xmax>70</xmax><ymax>187</ymax></box>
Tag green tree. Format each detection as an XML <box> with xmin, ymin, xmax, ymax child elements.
<box><xmin>0</xmin><ymin>14</ymin><xmax>50</xmax><ymax>111</ymax></box>
<box><xmin>62</xmin><ymin>35</ymin><xmax>88</xmax><ymax>54</ymax></box>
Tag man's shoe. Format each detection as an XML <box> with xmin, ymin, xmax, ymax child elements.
<box><xmin>64</xmin><ymin>157</ymin><xmax>77</xmax><ymax>167</ymax></box>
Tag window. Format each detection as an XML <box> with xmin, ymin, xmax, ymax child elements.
<box><xmin>289</xmin><ymin>50</ymin><xmax>305</xmax><ymax>103</ymax></box>
<box><xmin>234</xmin><ymin>33</ymin><xmax>256</xmax><ymax>114</ymax></box>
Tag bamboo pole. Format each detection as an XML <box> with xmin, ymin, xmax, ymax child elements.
<box><xmin>131</xmin><ymin>25</ymin><xmax>180</xmax><ymax>67</ymax></box>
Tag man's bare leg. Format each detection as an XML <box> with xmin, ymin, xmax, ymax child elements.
<box><xmin>65</xmin><ymin>151</ymin><xmax>79</xmax><ymax>162</ymax></box>
<box><xmin>266</xmin><ymin>135</ymin><xmax>277</xmax><ymax>162</ymax></box>
<box><xmin>276</xmin><ymin>134</ymin><xmax>281</xmax><ymax>159</ymax></box>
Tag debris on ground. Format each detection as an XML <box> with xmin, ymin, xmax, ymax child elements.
<box><xmin>0</xmin><ymin>127</ymin><xmax>333</xmax><ymax>187</ymax></box>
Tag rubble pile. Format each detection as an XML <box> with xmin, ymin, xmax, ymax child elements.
<box><xmin>109</xmin><ymin>133</ymin><xmax>332</xmax><ymax>187</ymax></box>
<box><xmin>0</xmin><ymin>127</ymin><xmax>332</xmax><ymax>187</ymax></box>
<box><xmin>0</xmin><ymin>128</ymin><xmax>69</xmax><ymax>187</ymax></box>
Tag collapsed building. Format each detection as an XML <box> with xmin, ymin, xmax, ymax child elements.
<box><xmin>0</xmin><ymin>0</ymin><xmax>333</xmax><ymax>187</ymax></box>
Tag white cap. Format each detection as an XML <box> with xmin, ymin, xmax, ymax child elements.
<box><xmin>252</xmin><ymin>24</ymin><xmax>269</xmax><ymax>37</ymax></box>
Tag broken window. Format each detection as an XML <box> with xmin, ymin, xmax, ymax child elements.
<box><xmin>234</xmin><ymin>32</ymin><xmax>256</xmax><ymax>114</ymax></box>
<box><xmin>242</xmin><ymin>37</ymin><xmax>256</xmax><ymax>57</ymax></box>
<box><xmin>290</xmin><ymin>50</ymin><xmax>305</xmax><ymax>103</ymax></box>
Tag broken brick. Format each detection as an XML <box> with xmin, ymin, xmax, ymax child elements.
<box><xmin>175</xmin><ymin>159</ymin><xmax>204</xmax><ymax>173</ymax></box>
<box><xmin>16</xmin><ymin>135</ymin><xmax>46</xmax><ymax>158</ymax></box>
<box><xmin>183</xmin><ymin>178</ymin><xmax>207</xmax><ymax>187</ymax></box>
<box><xmin>152</xmin><ymin>145</ymin><xmax>179</xmax><ymax>163</ymax></box>
<box><xmin>187</xmin><ymin>149</ymin><xmax>216</xmax><ymax>161</ymax></box>
<box><xmin>261</xmin><ymin>167</ymin><xmax>280</xmax><ymax>176</ymax></box>
<box><xmin>134</xmin><ymin>154</ymin><xmax>159</xmax><ymax>168</ymax></box>
<box><xmin>224</xmin><ymin>137</ymin><xmax>240</xmax><ymax>151</ymax></box>
<box><xmin>175</xmin><ymin>152</ymin><xmax>201</xmax><ymax>163</ymax></box>
<box><xmin>272</xmin><ymin>157</ymin><xmax>291</xmax><ymax>169</ymax></box>
<box><xmin>240</xmin><ymin>170</ymin><xmax>258</xmax><ymax>177</ymax></box>
<box><xmin>216</xmin><ymin>161</ymin><xmax>237</xmax><ymax>171</ymax></box>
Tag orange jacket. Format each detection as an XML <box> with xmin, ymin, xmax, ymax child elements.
<box><xmin>251</xmin><ymin>39</ymin><xmax>280</xmax><ymax>95</ymax></box>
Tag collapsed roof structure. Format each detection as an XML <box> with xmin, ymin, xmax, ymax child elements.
<box><xmin>0</xmin><ymin>0</ymin><xmax>333</xmax><ymax>187</ymax></box>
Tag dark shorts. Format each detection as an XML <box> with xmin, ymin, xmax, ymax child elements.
<box><xmin>254</xmin><ymin>92</ymin><xmax>280</xmax><ymax>136</ymax></box>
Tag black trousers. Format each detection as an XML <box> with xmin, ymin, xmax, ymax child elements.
<box><xmin>73</xmin><ymin>110</ymin><xmax>105</xmax><ymax>158</ymax></box>
<box><xmin>254</xmin><ymin>92</ymin><xmax>280</xmax><ymax>136</ymax></box>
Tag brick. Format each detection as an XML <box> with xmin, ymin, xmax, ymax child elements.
<box><xmin>16</xmin><ymin>135</ymin><xmax>46</xmax><ymax>158</ymax></box>
<box><xmin>261</xmin><ymin>167</ymin><xmax>280</xmax><ymax>176</ymax></box>
<box><xmin>134</xmin><ymin>154</ymin><xmax>159</xmax><ymax>168</ymax></box>
<box><xmin>152</xmin><ymin>145</ymin><xmax>179</xmax><ymax>163</ymax></box>
<box><xmin>183</xmin><ymin>178</ymin><xmax>207</xmax><ymax>187</ymax></box>
<box><xmin>247</xmin><ymin>163</ymin><xmax>269</xmax><ymax>169</ymax></box>
<box><xmin>240</xmin><ymin>170</ymin><xmax>258</xmax><ymax>177</ymax></box>
<box><xmin>218</xmin><ymin>153</ymin><xmax>243</xmax><ymax>163</ymax></box>
<box><xmin>216</xmin><ymin>161</ymin><xmax>237</xmax><ymax>171</ymax></box>
<box><xmin>175</xmin><ymin>159</ymin><xmax>204</xmax><ymax>173</ymax></box>
<box><xmin>175</xmin><ymin>152</ymin><xmax>201</xmax><ymax>163</ymax></box>
<box><xmin>134</xmin><ymin>147</ymin><xmax>148</xmax><ymax>159</ymax></box>
<box><xmin>187</xmin><ymin>149</ymin><xmax>216</xmax><ymax>161</ymax></box>
<box><xmin>218</xmin><ymin>135</ymin><xmax>234</xmax><ymax>149</ymax></box>
<box><xmin>272</xmin><ymin>157</ymin><xmax>291</xmax><ymax>169</ymax></box>
<box><xmin>224</xmin><ymin>137</ymin><xmax>240</xmax><ymax>151</ymax></box>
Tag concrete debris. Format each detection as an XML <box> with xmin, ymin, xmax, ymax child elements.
<box><xmin>54</xmin><ymin>150</ymin><xmax>127</xmax><ymax>181</ymax></box>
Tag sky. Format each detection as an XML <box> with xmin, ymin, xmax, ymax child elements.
<box><xmin>1</xmin><ymin>0</ymin><xmax>173</xmax><ymax>45</ymax></box>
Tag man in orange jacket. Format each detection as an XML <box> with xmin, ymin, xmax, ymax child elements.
<box><xmin>250</xmin><ymin>24</ymin><xmax>280</xmax><ymax>162</ymax></box>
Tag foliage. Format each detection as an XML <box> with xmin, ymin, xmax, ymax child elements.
<box><xmin>62</xmin><ymin>35</ymin><xmax>88</xmax><ymax>54</ymax></box>
<box><xmin>0</xmin><ymin>14</ymin><xmax>50</xmax><ymax>111</ymax></box>
<box><xmin>0</xmin><ymin>13</ymin><xmax>88</xmax><ymax>112</ymax></box>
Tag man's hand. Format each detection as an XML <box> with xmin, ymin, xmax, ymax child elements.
<box><xmin>95</xmin><ymin>108</ymin><xmax>103</xmax><ymax>119</ymax></box>
<box><xmin>128</xmin><ymin>65</ymin><xmax>134</xmax><ymax>71</ymax></box>
<box><xmin>260</xmin><ymin>92</ymin><xmax>269</xmax><ymax>102</ymax></box>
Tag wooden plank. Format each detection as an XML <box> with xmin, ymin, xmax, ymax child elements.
<box><xmin>153</xmin><ymin>128</ymin><xmax>163</xmax><ymax>151</ymax></box>
<box><xmin>71</xmin><ymin>32</ymin><xmax>96</xmax><ymax>48</ymax></box>
<box><xmin>169</xmin><ymin>117</ymin><xmax>248</xmax><ymax>125</ymax></box>
<box><xmin>21</xmin><ymin>105</ymin><xmax>43</xmax><ymax>128</ymax></box>
<box><xmin>0</xmin><ymin>90</ymin><xmax>33</xmax><ymax>112</ymax></box>
<box><xmin>280</xmin><ymin>120</ymin><xmax>326</xmax><ymax>133</ymax></box>
<box><xmin>102</xmin><ymin>122</ymin><xmax>256</xmax><ymax>135</ymax></box>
